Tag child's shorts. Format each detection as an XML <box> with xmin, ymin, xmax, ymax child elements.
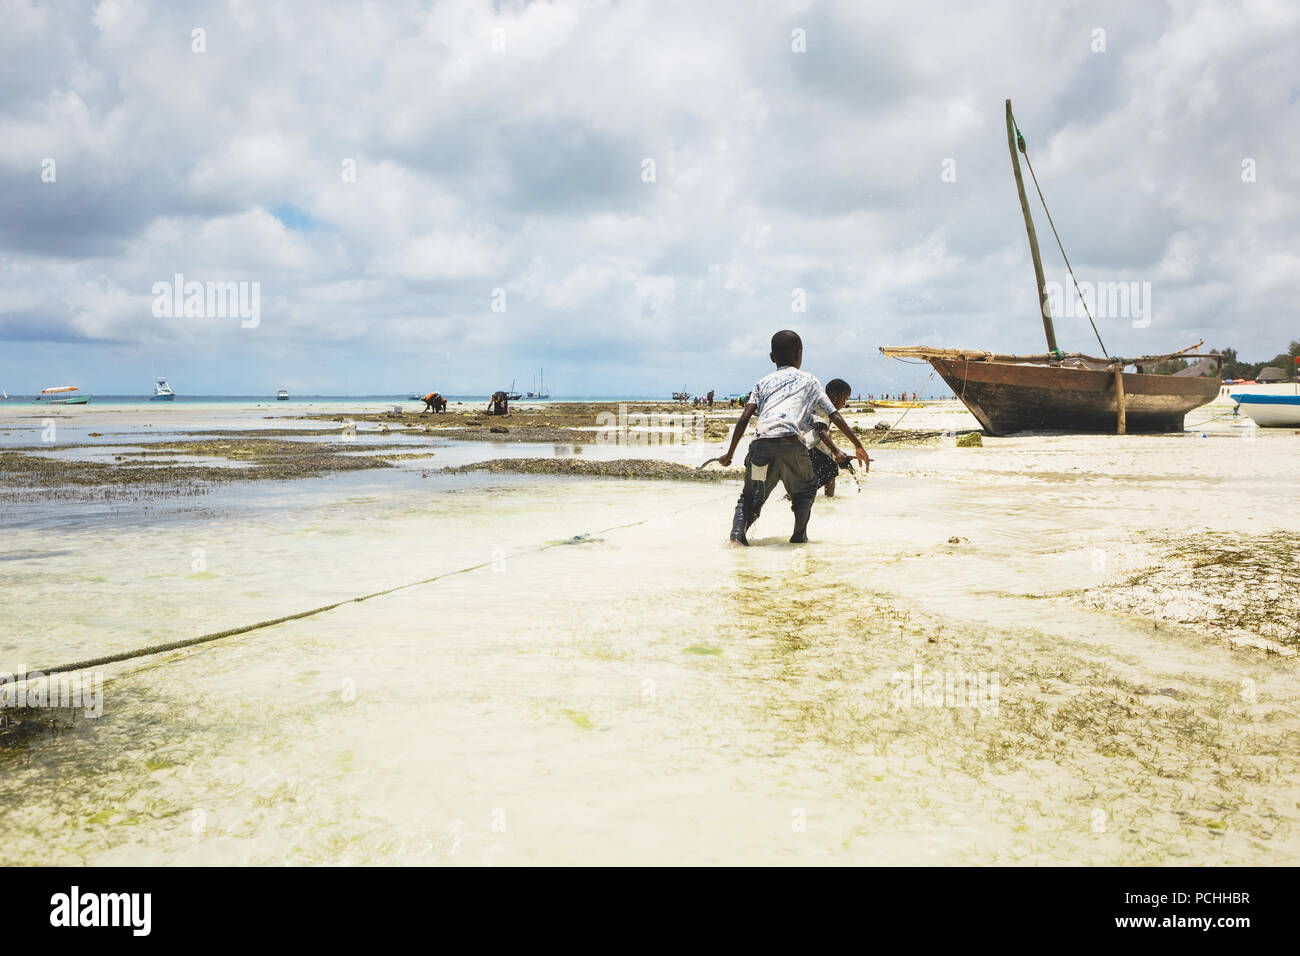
<box><xmin>809</xmin><ymin>447</ymin><xmax>840</xmax><ymax>489</ymax></box>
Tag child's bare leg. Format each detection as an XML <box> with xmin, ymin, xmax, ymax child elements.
<box><xmin>824</xmin><ymin>477</ymin><xmax>836</xmax><ymax>498</ymax></box>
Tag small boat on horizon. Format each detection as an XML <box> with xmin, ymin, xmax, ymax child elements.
<box><xmin>525</xmin><ymin>368</ymin><xmax>550</xmax><ymax>399</ymax></box>
<box><xmin>151</xmin><ymin>376</ymin><xmax>175</xmax><ymax>401</ymax></box>
<box><xmin>34</xmin><ymin>385</ymin><xmax>91</xmax><ymax>405</ymax></box>
<box><xmin>276</xmin><ymin>388</ymin><xmax>290</xmax><ymax>401</ymax></box>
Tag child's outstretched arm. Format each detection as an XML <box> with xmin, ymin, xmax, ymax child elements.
<box><xmin>717</xmin><ymin>403</ymin><xmax>757</xmax><ymax>467</ymax></box>
<box><xmin>829</xmin><ymin>411</ymin><xmax>871</xmax><ymax>472</ymax></box>
<box><xmin>814</xmin><ymin>424</ymin><xmax>847</xmax><ymax>463</ymax></box>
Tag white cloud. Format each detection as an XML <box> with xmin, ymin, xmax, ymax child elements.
<box><xmin>0</xmin><ymin>0</ymin><xmax>1297</xmax><ymax>394</ymax></box>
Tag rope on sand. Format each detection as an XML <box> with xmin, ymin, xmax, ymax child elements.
<box><xmin>27</xmin><ymin>393</ymin><xmax>907</xmax><ymax>679</ymax></box>
<box><xmin>22</xmin><ymin>493</ymin><xmax>733</xmax><ymax>680</ymax></box>
<box><xmin>1192</xmin><ymin>408</ymin><xmax>1244</xmax><ymax>427</ymax></box>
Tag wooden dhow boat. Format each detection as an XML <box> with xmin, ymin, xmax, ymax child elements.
<box><xmin>882</xmin><ymin>100</ymin><xmax>1220</xmax><ymax>436</ymax></box>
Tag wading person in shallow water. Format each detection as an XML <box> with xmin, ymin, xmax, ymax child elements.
<box><xmin>717</xmin><ymin>330</ymin><xmax>869</xmax><ymax>546</ymax></box>
<box><xmin>808</xmin><ymin>378</ymin><xmax>858</xmax><ymax>497</ymax></box>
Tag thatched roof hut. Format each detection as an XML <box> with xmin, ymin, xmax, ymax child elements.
<box><xmin>1173</xmin><ymin>358</ymin><xmax>1217</xmax><ymax>377</ymax></box>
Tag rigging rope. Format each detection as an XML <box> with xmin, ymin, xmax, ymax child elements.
<box><xmin>874</xmin><ymin>367</ymin><xmax>937</xmax><ymax>435</ymax></box>
<box><xmin>1012</xmin><ymin>115</ymin><xmax>1110</xmax><ymax>359</ymax></box>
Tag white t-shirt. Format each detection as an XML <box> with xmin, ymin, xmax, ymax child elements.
<box><xmin>808</xmin><ymin>405</ymin><xmax>836</xmax><ymax>454</ymax></box>
<box><xmin>750</xmin><ymin>367</ymin><xmax>835</xmax><ymax>439</ymax></box>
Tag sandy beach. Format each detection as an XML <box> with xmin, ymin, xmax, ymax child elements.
<box><xmin>1</xmin><ymin>397</ymin><xmax>1296</xmax><ymax>865</ymax></box>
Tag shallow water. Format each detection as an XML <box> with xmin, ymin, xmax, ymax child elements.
<box><xmin>2</xmin><ymin>401</ymin><xmax>1298</xmax><ymax>864</ymax></box>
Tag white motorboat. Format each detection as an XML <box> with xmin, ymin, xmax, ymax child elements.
<box><xmin>152</xmin><ymin>376</ymin><xmax>175</xmax><ymax>401</ymax></box>
<box><xmin>1231</xmin><ymin>383</ymin><xmax>1300</xmax><ymax>427</ymax></box>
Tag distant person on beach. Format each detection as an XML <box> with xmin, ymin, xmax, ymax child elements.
<box><xmin>717</xmin><ymin>330</ymin><xmax>869</xmax><ymax>546</ymax></box>
<box><xmin>489</xmin><ymin>391</ymin><xmax>510</xmax><ymax>415</ymax></box>
<box><xmin>422</xmin><ymin>392</ymin><xmax>446</xmax><ymax>413</ymax></box>
<box><xmin>808</xmin><ymin>379</ymin><xmax>856</xmax><ymax>497</ymax></box>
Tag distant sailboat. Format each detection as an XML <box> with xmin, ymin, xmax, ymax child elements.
<box><xmin>525</xmin><ymin>368</ymin><xmax>550</xmax><ymax>399</ymax></box>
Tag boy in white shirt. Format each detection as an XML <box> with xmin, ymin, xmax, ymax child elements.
<box><xmin>718</xmin><ymin>331</ymin><xmax>869</xmax><ymax>545</ymax></box>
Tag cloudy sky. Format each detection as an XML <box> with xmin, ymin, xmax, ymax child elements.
<box><xmin>1</xmin><ymin>0</ymin><xmax>1296</xmax><ymax>397</ymax></box>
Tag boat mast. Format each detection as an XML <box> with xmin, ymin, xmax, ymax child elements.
<box><xmin>1006</xmin><ymin>100</ymin><xmax>1059</xmax><ymax>356</ymax></box>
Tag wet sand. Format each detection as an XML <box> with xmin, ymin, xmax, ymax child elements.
<box><xmin>1</xmin><ymin>398</ymin><xmax>1297</xmax><ymax>864</ymax></box>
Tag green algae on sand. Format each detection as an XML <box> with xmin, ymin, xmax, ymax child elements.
<box><xmin>559</xmin><ymin>709</ymin><xmax>595</xmax><ymax>729</ymax></box>
<box><xmin>443</xmin><ymin>458</ymin><xmax>743</xmax><ymax>481</ymax></box>
<box><xmin>0</xmin><ymin>438</ymin><xmax>421</xmax><ymax>502</ymax></box>
<box><xmin>1079</xmin><ymin>530</ymin><xmax>1300</xmax><ymax>653</ymax></box>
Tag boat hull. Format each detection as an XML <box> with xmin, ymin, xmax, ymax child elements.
<box><xmin>929</xmin><ymin>359</ymin><xmax>1218</xmax><ymax>435</ymax></box>
<box><xmin>1232</xmin><ymin>393</ymin><xmax>1300</xmax><ymax>427</ymax></box>
<box><xmin>151</xmin><ymin>394</ymin><xmax>174</xmax><ymax>401</ymax></box>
